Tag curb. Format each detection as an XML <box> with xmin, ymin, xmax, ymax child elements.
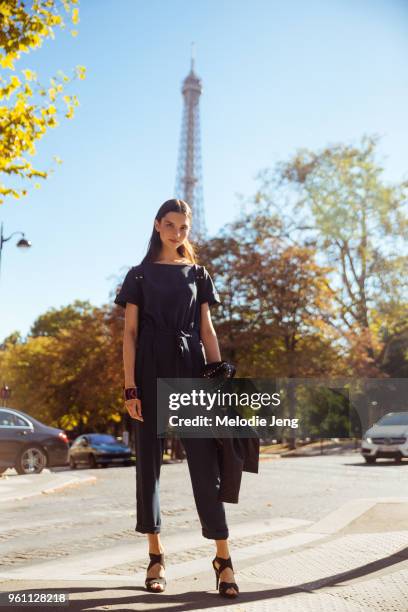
<box><xmin>259</xmin><ymin>454</ymin><xmax>281</xmax><ymax>460</ymax></box>
<box><xmin>0</xmin><ymin>474</ymin><xmax>97</xmax><ymax>502</ymax></box>
<box><xmin>280</xmin><ymin>449</ymin><xmax>360</xmax><ymax>458</ymax></box>
<box><xmin>41</xmin><ymin>476</ymin><xmax>97</xmax><ymax>496</ymax></box>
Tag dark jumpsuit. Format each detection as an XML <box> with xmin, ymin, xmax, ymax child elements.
<box><xmin>114</xmin><ymin>261</ymin><xmax>229</xmax><ymax>540</ymax></box>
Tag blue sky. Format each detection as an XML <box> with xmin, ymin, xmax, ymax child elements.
<box><xmin>1</xmin><ymin>0</ymin><xmax>407</xmax><ymax>340</ymax></box>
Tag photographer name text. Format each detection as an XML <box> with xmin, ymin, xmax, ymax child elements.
<box><xmin>168</xmin><ymin>415</ymin><xmax>299</xmax><ymax>428</ymax></box>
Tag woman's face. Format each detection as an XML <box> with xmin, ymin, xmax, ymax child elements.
<box><xmin>155</xmin><ymin>212</ymin><xmax>190</xmax><ymax>248</ymax></box>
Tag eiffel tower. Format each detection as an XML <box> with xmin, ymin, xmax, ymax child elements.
<box><xmin>175</xmin><ymin>45</ymin><xmax>206</xmax><ymax>242</ymax></box>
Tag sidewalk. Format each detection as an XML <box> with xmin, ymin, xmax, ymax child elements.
<box><xmin>281</xmin><ymin>440</ymin><xmax>361</xmax><ymax>457</ymax></box>
<box><xmin>257</xmin><ymin>439</ymin><xmax>361</xmax><ymax>459</ymax></box>
<box><xmin>0</xmin><ymin>468</ymin><xmax>96</xmax><ymax>502</ymax></box>
<box><xmin>0</xmin><ymin>498</ymin><xmax>407</xmax><ymax>610</ymax></box>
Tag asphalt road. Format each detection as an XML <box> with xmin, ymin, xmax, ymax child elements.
<box><xmin>1</xmin><ymin>453</ymin><xmax>407</xmax><ymax>574</ymax></box>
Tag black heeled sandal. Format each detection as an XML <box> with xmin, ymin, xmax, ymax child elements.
<box><xmin>145</xmin><ymin>552</ymin><xmax>166</xmax><ymax>593</ymax></box>
<box><xmin>212</xmin><ymin>555</ymin><xmax>239</xmax><ymax>598</ymax></box>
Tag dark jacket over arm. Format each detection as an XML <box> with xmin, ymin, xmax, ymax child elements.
<box><xmin>215</xmin><ymin>434</ymin><xmax>259</xmax><ymax>504</ymax></box>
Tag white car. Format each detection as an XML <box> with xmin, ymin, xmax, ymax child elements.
<box><xmin>361</xmin><ymin>412</ymin><xmax>408</xmax><ymax>464</ymax></box>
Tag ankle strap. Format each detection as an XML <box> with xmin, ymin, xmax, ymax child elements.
<box><xmin>148</xmin><ymin>552</ymin><xmax>165</xmax><ymax>569</ymax></box>
<box><xmin>214</xmin><ymin>555</ymin><xmax>233</xmax><ymax>571</ymax></box>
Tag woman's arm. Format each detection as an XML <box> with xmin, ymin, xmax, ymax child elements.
<box><xmin>123</xmin><ymin>303</ymin><xmax>143</xmax><ymax>421</ymax></box>
<box><xmin>200</xmin><ymin>302</ymin><xmax>221</xmax><ymax>362</ymax></box>
<box><xmin>123</xmin><ymin>303</ymin><xmax>139</xmax><ymax>386</ymax></box>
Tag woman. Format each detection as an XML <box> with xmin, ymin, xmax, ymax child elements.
<box><xmin>114</xmin><ymin>199</ymin><xmax>239</xmax><ymax>598</ymax></box>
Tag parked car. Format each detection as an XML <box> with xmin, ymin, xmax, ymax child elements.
<box><xmin>0</xmin><ymin>407</ymin><xmax>69</xmax><ymax>475</ymax></box>
<box><xmin>69</xmin><ymin>433</ymin><xmax>133</xmax><ymax>469</ymax></box>
<box><xmin>361</xmin><ymin>412</ymin><xmax>408</xmax><ymax>464</ymax></box>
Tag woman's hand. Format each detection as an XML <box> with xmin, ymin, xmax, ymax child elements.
<box><xmin>125</xmin><ymin>398</ymin><xmax>143</xmax><ymax>422</ymax></box>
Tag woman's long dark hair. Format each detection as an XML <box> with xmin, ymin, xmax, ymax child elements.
<box><xmin>141</xmin><ymin>199</ymin><xmax>198</xmax><ymax>264</ymax></box>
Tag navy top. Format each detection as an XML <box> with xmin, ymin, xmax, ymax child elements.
<box><xmin>114</xmin><ymin>262</ymin><xmax>221</xmax><ymax>335</ymax></box>
<box><xmin>114</xmin><ymin>262</ymin><xmax>222</xmax><ymax>381</ymax></box>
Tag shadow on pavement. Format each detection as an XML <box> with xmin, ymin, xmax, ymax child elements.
<box><xmin>4</xmin><ymin>547</ymin><xmax>408</xmax><ymax>611</ymax></box>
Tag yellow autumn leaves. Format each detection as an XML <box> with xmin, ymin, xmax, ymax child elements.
<box><xmin>0</xmin><ymin>0</ymin><xmax>85</xmax><ymax>203</ymax></box>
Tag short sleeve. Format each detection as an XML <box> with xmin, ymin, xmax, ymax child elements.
<box><xmin>114</xmin><ymin>266</ymin><xmax>143</xmax><ymax>309</ymax></box>
<box><xmin>198</xmin><ymin>266</ymin><xmax>222</xmax><ymax>307</ymax></box>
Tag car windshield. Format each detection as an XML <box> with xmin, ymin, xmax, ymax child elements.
<box><xmin>89</xmin><ymin>434</ymin><xmax>118</xmax><ymax>445</ymax></box>
<box><xmin>376</xmin><ymin>413</ymin><xmax>408</xmax><ymax>426</ymax></box>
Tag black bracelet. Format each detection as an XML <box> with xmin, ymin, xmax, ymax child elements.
<box><xmin>124</xmin><ymin>386</ymin><xmax>138</xmax><ymax>401</ymax></box>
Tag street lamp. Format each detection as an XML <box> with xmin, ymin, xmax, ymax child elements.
<box><xmin>0</xmin><ymin>221</ymin><xmax>32</xmax><ymax>280</ymax></box>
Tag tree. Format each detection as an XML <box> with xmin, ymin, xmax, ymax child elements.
<box><xmin>298</xmin><ymin>386</ymin><xmax>353</xmax><ymax>442</ymax></box>
<box><xmin>197</xmin><ymin>203</ymin><xmax>345</xmax><ymax>449</ymax></box>
<box><xmin>380</xmin><ymin>323</ymin><xmax>408</xmax><ymax>378</ymax></box>
<box><xmin>256</xmin><ymin>136</ymin><xmax>408</xmax><ymax>374</ymax></box>
<box><xmin>0</xmin><ymin>330</ymin><xmax>22</xmax><ymax>349</ymax></box>
<box><xmin>29</xmin><ymin>300</ymin><xmax>94</xmax><ymax>337</ymax></box>
<box><xmin>0</xmin><ymin>302</ymin><xmax>124</xmax><ymax>433</ymax></box>
<box><xmin>0</xmin><ymin>0</ymin><xmax>85</xmax><ymax>203</ymax></box>
<box><xmin>198</xmin><ymin>204</ymin><xmax>344</xmax><ymax>379</ymax></box>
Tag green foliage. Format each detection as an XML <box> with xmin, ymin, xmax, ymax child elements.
<box><xmin>297</xmin><ymin>386</ymin><xmax>352</xmax><ymax>439</ymax></box>
<box><xmin>380</xmin><ymin>324</ymin><xmax>408</xmax><ymax>378</ymax></box>
<box><xmin>254</xmin><ymin>136</ymin><xmax>408</xmax><ymax>375</ymax></box>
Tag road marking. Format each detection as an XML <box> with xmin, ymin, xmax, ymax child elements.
<box><xmin>0</xmin><ymin>517</ymin><xmax>311</xmax><ymax>580</ymax></box>
<box><xmin>307</xmin><ymin>497</ymin><xmax>408</xmax><ymax>535</ymax></box>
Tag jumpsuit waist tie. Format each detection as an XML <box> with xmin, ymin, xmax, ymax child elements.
<box><xmin>139</xmin><ymin>321</ymin><xmax>200</xmax><ymax>376</ymax></box>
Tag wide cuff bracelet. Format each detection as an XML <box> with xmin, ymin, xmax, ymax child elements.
<box><xmin>124</xmin><ymin>387</ymin><xmax>138</xmax><ymax>401</ymax></box>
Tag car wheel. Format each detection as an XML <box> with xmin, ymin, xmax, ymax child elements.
<box><xmin>88</xmin><ymin>454</ymin><xmax>97</xmax><ymax>469</ymax></box>
<box><xmin>69</xmin><ymin>456</ymin><xmax>77</xmax><ymax>470</ymax></box>
<box><xmin>16</xmin><ymin>446</ymin><xmax>47</xmax><ymax>475</ymax></box>
<box><xmin>364</xmin><ymin>456</ymin><xmax>376</xmax><ymax>464</ymax></box>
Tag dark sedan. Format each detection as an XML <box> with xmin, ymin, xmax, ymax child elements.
<box><xmin>0</xmin><ymin>407</ymin><xmax>69</xmax><ymax>475</ymax></box>
<box><xmin>69</xmin><ymin>433</ymin><xmax>133</xmax><ymax>469</ymax></box>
